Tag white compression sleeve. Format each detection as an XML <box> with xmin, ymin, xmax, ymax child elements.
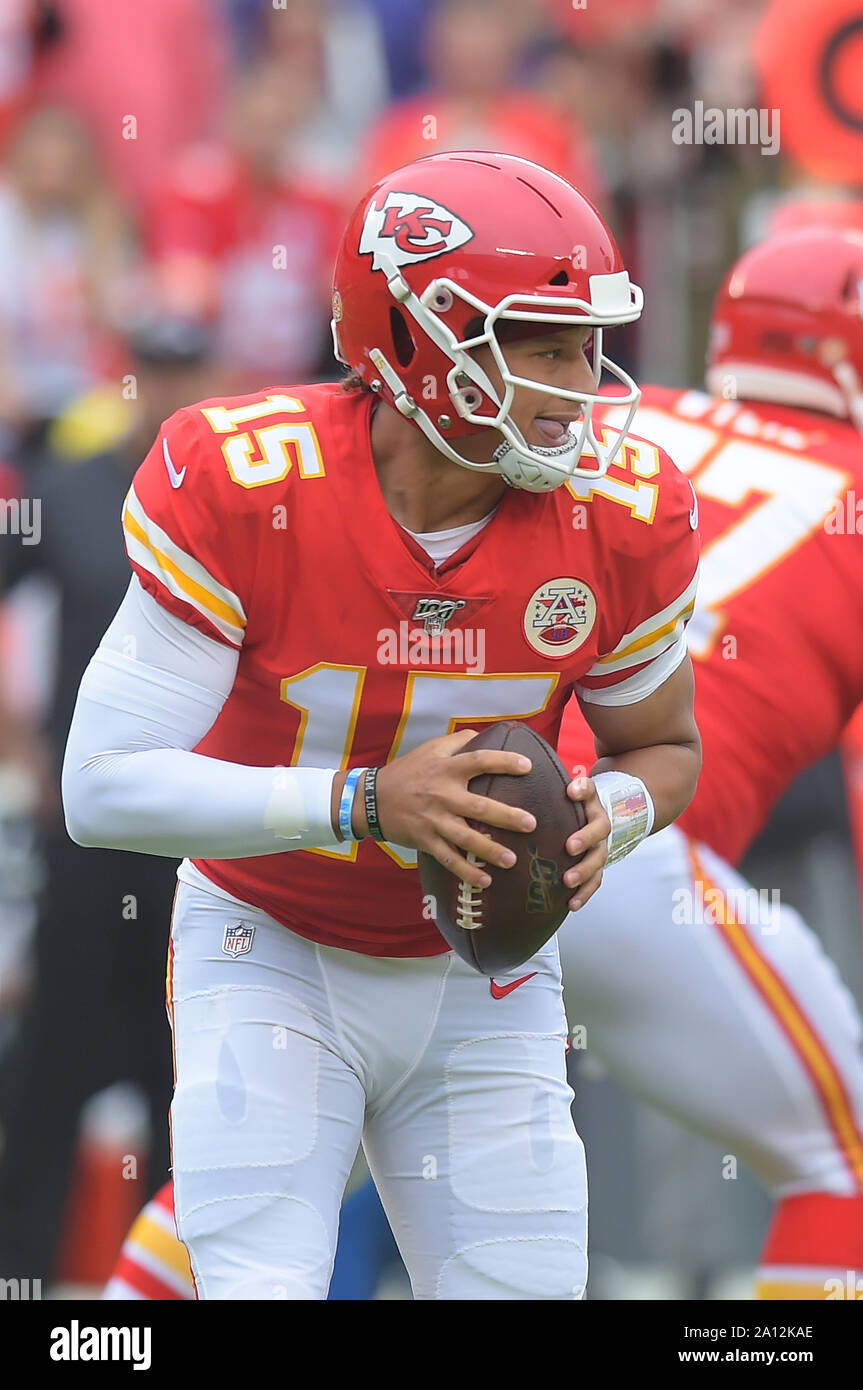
<box><xmin>61</xmin><ymin>576</ymin><xmax>341</xmax><ymax>857</ymax></box>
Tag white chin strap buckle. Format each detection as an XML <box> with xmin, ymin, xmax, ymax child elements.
<box><xmin>492</xmin><ymin>437</ymin><xmax>582</xmax><ymax>492</ymax></box>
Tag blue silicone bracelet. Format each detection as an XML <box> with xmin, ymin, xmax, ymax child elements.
<box><xmin>338</xmin><ymin>767</ymin><xmax>367</xmax><ymax>841</ymax></box>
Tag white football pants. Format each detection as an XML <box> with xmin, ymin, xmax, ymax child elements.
<box><xmin>558</xmin><ymin>824</ymin><xmax>863</xmax><ymax>1196</ymax></box>
<box><xmin>167</xmin><ymin>875</ymin><xmax>587</xmax><ymax>1300</ymax></box>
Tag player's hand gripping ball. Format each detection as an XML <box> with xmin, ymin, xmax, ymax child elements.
<box><xmin>419</xmin><ymin>721</ymin><xmax>587</xmax><ymax>974</ymax></box>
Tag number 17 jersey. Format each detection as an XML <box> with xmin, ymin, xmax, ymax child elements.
<box><xmin>560</xmin><ymin>384</ymin><xmax>863</xmax><ymax>867</ymax></box>
<box><xmin>123</xmin><ymin>382</ymin><xmax>698</xmax><ymax>955</ymax></box>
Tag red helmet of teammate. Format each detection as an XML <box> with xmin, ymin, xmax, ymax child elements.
<box><xmin>331</xmin><ymin>151</ymin><xmax>643</xmax><ymax>492</ymax></box>
<box><xmin>707</xmin><ymin>226</ymin><xmax>863</xmax><ymax>431</ymax></box>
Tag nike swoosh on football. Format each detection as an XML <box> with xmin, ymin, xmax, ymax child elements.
<box><xmin>490</xmin><ymin>972</ymin><xmax>538</xmax><ymax>999</ymax></box>
<box><xmin>163</xmin><ymin>437</ymin><xmax>186</xmax><ymax>489</ymax></box>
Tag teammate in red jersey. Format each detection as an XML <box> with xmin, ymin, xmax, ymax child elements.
<box><xmin>557</xmin><ymin>225</ymin><xmax>863</xmax><ymax>1299</ymax></box>
<box><xmin>62</xmin><ymin>152</ymin><xmax>700</xmax><ymax>1300</ymax></box>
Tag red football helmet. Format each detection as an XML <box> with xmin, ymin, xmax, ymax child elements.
<box><xmin>331</xmin><ymin>151</ymin><xmax>643</xmax><ymax>491</ymax></box>
<box><xmin>707</xmin><ymin>226</ymin><xmax>863</xmax><ymax>430</ymax></box>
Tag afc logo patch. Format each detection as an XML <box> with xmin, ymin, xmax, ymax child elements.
<box><xmin>523</xmin><ymin>577</ymin><xmax>597</xmax><ymax>658</ymax></box>
<box><xmin>222</xmin><ymin>922</ymin><xmax>255</xmax><ymax>958</ymax></box>
<box><xmin>359</xmin><ymin>191</ymin><xmax>474</xmax><ymax>271</ymax></box>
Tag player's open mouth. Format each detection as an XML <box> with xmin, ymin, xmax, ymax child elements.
<box><xmin>532</xmin><ymin>415</ymin><xmax>580</xmax><ymax>446</ymax></box>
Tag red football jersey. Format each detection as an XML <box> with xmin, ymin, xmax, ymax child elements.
<box><xmin>558</xmin><ymin>385</ymin><xmax>863</xmax><ymax>865</ymax></box>
<box><xmin>123</xmin><ymin>383</ymin><xmax>698</xmax><ymax>955</ymax></box>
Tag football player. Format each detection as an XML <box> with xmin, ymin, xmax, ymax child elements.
<box><xmin>558</xmin><ymin>224</ymin><xmax>863</xmax><ymax>1300</ymax></box>
<box><xmin>62</xmin><ymin>152</ymin><xmax>700</xmax><ymax>1300</ymax></box>
<box><xmin>103</xmin><ymin>223</ymin><xmax>863</xmax><ymax>1306</ymax></box>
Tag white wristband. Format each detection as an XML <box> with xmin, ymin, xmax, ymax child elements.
<box><xmin>592</xmin><ymin>771</ymin><xmax>655</xmax><ymax>865</ymax></box>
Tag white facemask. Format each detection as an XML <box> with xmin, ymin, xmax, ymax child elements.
<box><xmin>333</xmin><ymin>257</ymin><xmax>645</xmax><ymax>493</ymax></box>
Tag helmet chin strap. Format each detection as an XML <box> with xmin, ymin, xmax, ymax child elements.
<box><xmin>491</xmin><ymin>430</ymin><xmax>586</xmax><ymax>493</ymax></box>
<box><xmin>367</xmin><ymin>343</ymin><xmax>631</xmax><ymax>493</ymax></box>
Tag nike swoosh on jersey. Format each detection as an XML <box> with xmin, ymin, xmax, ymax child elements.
<box><xmin>489</xmin><ymin>972</ymin><xmax>538</xmax><ymax>999</ymax></box>
<box><xmin>163</xmin><ymin>437</ymin><xmax>187</xmax><ymax>489</ymax></box>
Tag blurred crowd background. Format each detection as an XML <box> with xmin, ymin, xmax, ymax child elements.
<box><xmin>0</xmin><ymin>0</ymin><xmax>861</xmax><ymax>1299</ymax></box>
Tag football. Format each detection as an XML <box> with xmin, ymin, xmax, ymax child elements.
<box><xmin>418</xmin><ymin>721</ymin><xmax>587</xmax><ymax>975</ymax></box>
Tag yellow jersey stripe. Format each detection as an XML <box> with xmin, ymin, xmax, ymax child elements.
<box><xmin>755</xmin><ymin>1279</ymin><xmax>832</xmax><ymax>1300</ymax></box>
<box><xmin>123</xmin><ymin>506</ymin><xmax>244</xmax><ymax>636</ymax></box>
<box><xmin>586</xmin><ymin>566</ymin><xmax>699</xmax><ymax>674</ymax></box>
<box><xmin>128</xmin><ymin>1213</ymin><xmax>193</xmax><ymax>1284</ymax></box>
<box><xmin>594</xmin><ymin>601</ymin><xmax>695</xmax><ymax>668</ymax></box>
<box><xmin>123</xmin><ymin>485</ymin><xmax>246</xmax><ymax>619</ymax></box>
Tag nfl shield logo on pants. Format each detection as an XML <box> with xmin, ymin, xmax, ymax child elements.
<box><xmin>222</xmin><ymin>921</ymin><xmax>255</xmax><ymax>957</ymax></box>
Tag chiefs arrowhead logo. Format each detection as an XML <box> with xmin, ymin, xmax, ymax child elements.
<box><xmin>359</xmin><ymin>191</ymin><xmax>474</xmax><ymax>271</ymax></box>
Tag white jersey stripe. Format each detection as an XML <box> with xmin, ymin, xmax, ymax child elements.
<box><xmin>122</xmin><ymin>485</ymin><xmax>246</xmax><ymax>646</ymax></box>
<box><xmin>577</xmin><ymin>630</ymin><xmax>688</xmax><ymax>706</ymax></box>
<box><xmin>584</xmin><ymin>566</ymin><xmax>699</xmax><ymax>677</ymax></box>
<box><xmin>122</xmin><ymin>1240</ymin><xmax>195</xmax><ymax>1298</ymax></box>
